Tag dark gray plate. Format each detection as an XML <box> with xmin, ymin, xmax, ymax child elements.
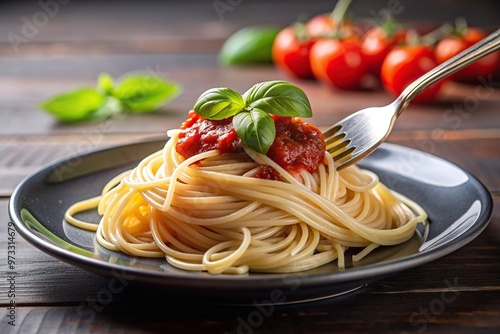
<box><xmin>9</xmin><ymin>140</ymin><xmax>492</xmax><ymax>304</ymax></box>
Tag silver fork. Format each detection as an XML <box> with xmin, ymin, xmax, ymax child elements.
<box><xmin>325</xmin><ymin>28</ymin><xmax>500</xmax><ymax>170</ymax></box>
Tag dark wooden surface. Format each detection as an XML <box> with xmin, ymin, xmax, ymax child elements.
<box><xmin>1</xmin><ymin>1</ymin><xmax>500</xmax><ymax>333</ymax></box>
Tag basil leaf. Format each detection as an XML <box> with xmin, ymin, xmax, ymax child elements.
<box><xmin>97</xmin><ymin>72</ymin><xmax>114</xmax><ymax>95</ymax></box>
<box><xmin>114</xmin><ymin>73</ymin><xmax>182</xmax><ymax>113</ymax></box>
<box><xmin>243</xmin><ymin>80</ymin><xmax>312</xmax><ymax>118</ymax></box>
<box><xmin>39</xmin><ymin>88</ymin><xmax>104</xmax><ymax>122</ymax></box>
<box><xmin>218</xmin><ymin>26</ymin><xmax>280</xmax><ymax>65</ymax></box>
<box><xmin>91</xmin><ymin>96</ymin><xmax>122</xmax><ymax>120</ymax></box>
<box><xmin>233</xmin><ymin>110</ymin><xmax>276</xmax><ymax>154</ymax></box>
<box><xmin>194</xmin><ymin>87</ymin><xmax>245</xmax><ymax>120</ymax></box>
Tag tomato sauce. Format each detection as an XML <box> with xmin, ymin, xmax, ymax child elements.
<box><xmin>175</xmin><ymin>111</ymin><xmax>325</xmax><ymax>179</ymax></box>
<box><xmin>266</xmin><ymin>115</ymin><xmax>325</xmax><ymax>174</ymax></box>
<box><xmin>254</xmin><ymin>165</ymin><xmax>281</xmax><ymax>181</ymax></box>
<box><xmin>176</xmin><ymin>110</ymin><xmax>240</xmax><ymax>159</ymax></box>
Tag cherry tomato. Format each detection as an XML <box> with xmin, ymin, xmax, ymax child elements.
<box><xmin>362</xmin><ymin>26</ymin><xmax>407</xmax><ymax>75</ymax></box>
<box><xmin>272</xmin><ymin>26</ymin><xmax>315</xmax><ymax>79</ymax></box>
<box><xmin>306</xmin><ymin>14</ymin><xmax>360</xmax><ymax>41</ymax></box>
<box><xmin>310</xmin><ymin>38</ymin><xmax>366</xmax><ymax>90</ymax></box>
<box><xmin>306</xmin><ymin>14</ymin><xmax>335</xmax><ymax>37</ymax></box>
<box><xmin>381</xmin><ymin>45</ymin><xmax>444</xmax><ymax>103</ymax></box>
<box><xmin>435</xmin><ymin>27</ymin><xmax>500</xmax><ymax>82</ymax></box>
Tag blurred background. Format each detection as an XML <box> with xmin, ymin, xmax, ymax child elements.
<box><xmin>0</xmin><ymin>0</ymin><xmax>499</xmax><ymax>132</ymax></box>
<box><xmin>1</xmin><ymin>1</ymin><xmax>499</xmax><ymax>59</ymax></box>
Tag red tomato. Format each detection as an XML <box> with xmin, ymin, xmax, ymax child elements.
<box><xmin>306</xmin><ymin>14</ymin><xmax>335</xmax><ymax>37</ymax></box>
<box><xmin>310</xmin><ymin>38</ymin><xmax>366</xmax><ymax>90</ymax></box>
<box><xmin>306</xmin><ymin>14</ymin><xmax>359</xmax><ymax>40</ymax></box>
<box><xmin>272</xmin><ymin>26</ymin><xmax>315</xmax><ymax>79</ymax></box>
<box><xmin>435</xmin><ymin>27</ymin><xmax>500</xmax><ymax>82</ymax></box>
<box><xmin>362</xmin><ymin>27</ymin><xmax>407</xmax><ymax>75</ymax></box>
<box><xmin>381</xmin><ymin>45</ymin><xmax>444</xmax><ymax>103</ymax></box>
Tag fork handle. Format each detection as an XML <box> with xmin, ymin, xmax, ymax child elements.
<box><xmin>394</xmin><ymin>28</ymin><xmax>500</xmax><ymax>114</ymax></box>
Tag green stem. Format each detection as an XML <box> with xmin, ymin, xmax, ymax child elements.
<box><xmin>330</xmin><ymin>0</ymin><xmax>352</xmax><ymax>35</ymax></box>
<box><xmin>420</xmin><ymin>23</ymin><xmax>453</xmax><ymax>46</ymax></box>
<box><xmin>293</xmin><ymin>21</ymin><xmax>309</xmax><ymax>42</ymax></box>
<box><xmin>454</xmin><ymin>17</ymin><xmax>468</xmax><ymax>36</ymax></box>
<box><xmin>382</xmin><ymin>16</ymin><xmax>398</xmax><ymax>39</ymax></box>
<box><xmin>405</xmin><ymin>29</ymin><xmax>420</xmax><ymax>46</ymax></box>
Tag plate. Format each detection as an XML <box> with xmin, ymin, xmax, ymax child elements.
<box><xmin>9</xmin><ymin>139</ymin><xmax>493</xmax><ymax>304</ymax></box>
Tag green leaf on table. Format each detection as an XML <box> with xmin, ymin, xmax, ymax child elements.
<box><xmin>233</xmin><ymin>109</ymin><xmax>276</xmax><ymax>154</ymax></box>
<box><xmin>91</xmin><ymin>96</ymin><xmax>122</xmax><ymax>120</ymax></box>
<box><xmin>97</xmin><ymin>72</ymin><xmax>115</xmax><ymax>95</ymax></box>
<box><xmin>39</xmin><ymin>88</ymin><xmax>105</xmax><ymax>122</ymax></box>
<box><xmin>218</xmin><ymin>26</ymin><xmax>280</xmax><ymax>65</ymax></box>
<box><xmin>194</xmin><ymin>87</ymin><xmax>245</xmax><ymax>120</ymax></box>
<box><xmin>114</xmin><ymin>73</ymin><xmax>182</xmax><ymax>113</ymax></box>
<box><xmin>243</xmin><ymin>80</ymin><xmax>312</xmax><ymax>118</ymax></box>
<box><xmin>39</xmin><ymin>72</ymin><xmax>182</xmax><ymax>123</ymax></box>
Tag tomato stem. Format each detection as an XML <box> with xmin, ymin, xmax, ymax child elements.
<box><xmin>292</xmin><ymin>21</ymin><xmax>309</xmax><ymax>42</ymax></box>
<box><xmin>420</xmin><ymin>23</ymin><xmax>453</xmax><ymax>46</ymax></box>
<box><xmin>405</xmin><ymin>29</ymin><xmax>420</xmax><ymax>46</ymax></box>
<box><xmin>330</xmin><ymin>0</ymin><xmax>352</xmax><ymax>35</ymax></box>
<box><xmin>381</xmin><ymin>16</ymin><xmax>398</xmax><ymax>40</ymax></box>
<box><xmin>454</xmin><ymin>17</ymin><xmax>468</xmax><ymax>36</ymax></box>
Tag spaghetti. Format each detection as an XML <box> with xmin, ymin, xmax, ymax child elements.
<box><xmin>65</xmin><ymin>113</ymin><xmax>427</xmax><ymax>275</ymax></box>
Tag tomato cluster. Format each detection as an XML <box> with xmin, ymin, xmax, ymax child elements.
<box><xmin>272</xmin><ymin>4</ymin><xmax>500</xmax><ymax>103</ymax></box>
<box><xmin>434</xmin><ymin>27</ymin><xmax>500</xmax><ymax>83</ymax></box>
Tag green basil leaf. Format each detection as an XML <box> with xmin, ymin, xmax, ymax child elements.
<box><xmin>243</xmin><ymin>80</ymin><xmax>312</xmax><ymax>118</ymax></box>
<box><xmin>218</xmin><ymin>26</ymin><xmax>280</xmax><ymax>65</ymax></box>
<box><xmin>91</xmin><ymin>96</ymin><xmax>122</xmax><ymax>120</ymax></box>
<box><xmin>233</xmin><ymin>110</ymin><xmax>276</xmax><ymax>154</ymax></box>
<box><xmin>114</xmin><ymin>73</ymin><xmax>182</xmax><ymax>113</ymax></box>
<box><xmin>97</xmin><ymin>72</ymin><xmax>114</xmax><ymax>95</ymax></box>
<box><xmin>39</xmin><ymin>88</ymin><xmax>105</xmax><ymax>122</ymax></box>
<box><xmin>194</xmin><ymin>87</ymin><xmax>245</xmax><ymax>120</ymax></box>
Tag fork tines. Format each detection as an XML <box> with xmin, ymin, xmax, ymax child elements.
<box><xmin>323</xmin><ymin>125</ymin><xmax>356</xmax><ymax>168</ymax></box>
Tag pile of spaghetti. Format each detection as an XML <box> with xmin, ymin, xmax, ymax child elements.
<box><xmin>66</xmin><ymin>83</ymin><xmax>427</xmax><ymax>275</ymax></box>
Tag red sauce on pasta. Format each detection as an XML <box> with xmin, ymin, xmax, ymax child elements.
<box><xmin>176</xmin><ymin>111</ymin><xmax>325</xmax><ymax>179</ymax></box>
<box><xmin>267</xmin><ymin>115</ymin><xmax>325</xmax><ymax>175</ymax></box>
<box><xmin>176</xmin><ymin>110</ymin><xmax>240</xmax><ymax>159</ymax></box>
<box><xmin>254</xmin><ymin>165</ymin><xmax>281</xmax><ymax>181</ymax></box>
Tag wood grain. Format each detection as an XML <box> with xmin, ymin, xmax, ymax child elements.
<box><xmin>1</xmin><ymin>0</ymin><xmax>500</xmax><ymax>332</ymax></box>
<box><xmin>1</xmin><ymin>0</ymin><xmax>499</xmax><ymax>57</ymax></box>
<box><xmin>1</xmin><ymin>55</ymin><xmax>499</xmax><ymax>136</ymax></box>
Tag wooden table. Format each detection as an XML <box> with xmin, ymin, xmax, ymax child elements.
<box><xmin>1</xmin><ymin>1</ymin><xmax>499</xmax><ymax>333</ymax></box>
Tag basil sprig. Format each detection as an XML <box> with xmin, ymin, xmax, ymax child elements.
<box><xmin>194</xmin><ymin>80</ymin><xmax>312</xmax><ymax>154</ymax></box>
<box><xmin>40</xmin><ymin>72</ymin><xmax>182</xmax><ymax>123</ymax></box>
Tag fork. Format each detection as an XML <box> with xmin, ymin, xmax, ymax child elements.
<box><xmin>324</xmin><ymin>28</ymin><xmax>500</xmax><ymax>170</ymax></box>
